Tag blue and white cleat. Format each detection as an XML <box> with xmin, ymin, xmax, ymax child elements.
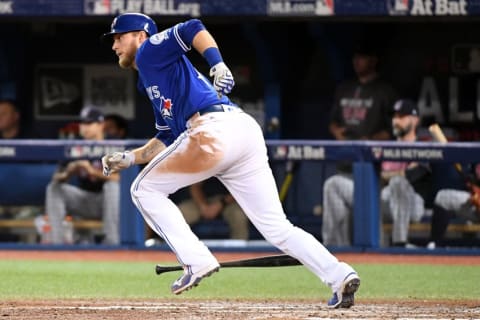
<box><xmin>328</xmin><ymin>272</ymin><xmax>360</xmax><ymax>309</ymax></box>
<box><xmin>171</xmin><ymin>262</ymin><xmax>220</xmax><ymax>295</ymax></box>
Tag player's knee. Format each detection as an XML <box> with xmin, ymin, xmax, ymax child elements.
<box><xmin>389</xmin><ymin>175</ymin><xmax>409</xmax><ymax>191</ymax></box>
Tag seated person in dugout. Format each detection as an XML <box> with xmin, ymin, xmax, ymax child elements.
<box><xmin>322</xmin><ymin>99</ymin><xmax>432</xmax><ymax>247</ymax></box>
<box><xmin>177</xmin><ymin>177</ymin><xmax>249</xmax><ymax>240</ymax></box>
<box><xmin>45</xmin><ymin>107</ymin><xmax>120</xmax><ymax>245</ymax></box>
<box><xmin>428</xmin><ymin>163</ymin><xmax>480</xmax><ymax>249</ymax></box>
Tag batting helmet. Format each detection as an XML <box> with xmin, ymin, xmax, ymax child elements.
<box><xmin>102</xmin><ymin>13</ymin><xmax>158</xmax><ymax>40</ymax></box>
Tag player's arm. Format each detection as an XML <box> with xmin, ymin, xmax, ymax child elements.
<box><xmin>329</xmin><ymin>122</ymin><xmax>347</xmax><ymax>140</ymax></box>
<box><xmin>131</xmin><ymin>138</ymin><xmax>166</xmax><ymax>164</ymax></box>
<box><xmin>179</xmin><ymin>19</ymin><xmax>234</xmax><ymax>95</ymax></box>
<box><xmin>52</xmin><ymin>161</ymin><xmax>82</xmax><ymax>182</ymax></box>
<box><xmin>102</xmin><ymin>138</ymin><xmax>166</xmax><ymax>176</ymax></box>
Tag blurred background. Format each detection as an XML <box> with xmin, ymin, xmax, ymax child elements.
<box><xmin>1</xmin><ymin>0</ymin><xmax>479</xmax><ymax>140</ymax></box>
<box><xmin>1</xmin><ymin>0</ymin><xmax>480</xmax><ymax>248</ymax></box>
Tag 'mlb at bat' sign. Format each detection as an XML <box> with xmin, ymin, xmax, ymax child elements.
<box><xmin>272</xmin><ymin>145</ymin><xmax>325</xmax><ymax>160</ymax></box>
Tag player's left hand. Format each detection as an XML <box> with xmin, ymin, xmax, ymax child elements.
<box><xmin>102</xmin><ymin>151</ymin><xmax>135</xmax><ymax>176</ymax></box>
<box><xmin>209</xmin><ymin>62</ymin><xmax>235</xmax><ymax>95</ymax></box>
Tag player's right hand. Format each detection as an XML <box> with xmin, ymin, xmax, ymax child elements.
<box><xmin>209</xmin><ymin>62</ymin><xmax>235</xmax><ymax>95</ymax></box>
<box><xmin>102</xmin><ymin>151</ymin><xmax>135</xmax><ymax>176</ymax></box>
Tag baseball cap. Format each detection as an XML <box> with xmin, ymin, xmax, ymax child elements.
<box><xmin>79</xmin><ymin>106</ymin><xmax>104</xmax><ymax>123</ymax></box>
<box><xmin>393</xmin><ymin>99</ymin><xmax>419</xmax><ymax>116</ymax></box>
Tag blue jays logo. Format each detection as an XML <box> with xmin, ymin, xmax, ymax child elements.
<box><xmin>161</xmin><ymin>97</ymin><xmax>173</xmax><ymax>119</ymax></box>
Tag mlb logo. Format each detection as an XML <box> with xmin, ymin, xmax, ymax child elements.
<box><xmin>84</xmin><ymin>0</ymin><xmax>111</xmax><ymax>15</ymax></box>
<box><xmin>372</xmin><ymin>147</ymin><xmax>383</xmax><ymax>159</ymax></box>
<box><xmin>387</xmin><ymin>0</ymin><xmax>409</xmax><ymax>15</ymax></box>
<box><xmin>316</xmin><ymin>0</ymin><xmax>334</xmax><ymax>15</ymax></box>
<box><xmin>274</xmin><ymin>146</ymin><xmax>288</xmax><ymax>159</ymax></box>
<box><xmin>395</xmin><ymin>0</ymin><xmax>409</xmax><ymax>10</ymax></box>
<box><xmin>66</xmin><ymin>146</ymin><xmax>84</xmax><ymax>158</ymax></box>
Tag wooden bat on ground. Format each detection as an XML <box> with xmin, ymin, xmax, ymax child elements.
<box><xmin>155</xmin><ymin>254</ymin><xmax>301</xmax><ymax>275</ymax></box>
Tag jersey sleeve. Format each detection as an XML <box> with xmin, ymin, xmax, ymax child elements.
<box><xmin>137</xmin><ymin>19</ymin><xmax>206</xmax><ymax>70</ymax></box>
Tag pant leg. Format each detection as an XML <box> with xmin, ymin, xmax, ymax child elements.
<box><xmin>130</xmin><ymin>130</ymin><xmax>221</xmax><ymax>272</ymax></box>
<box><xmin>46</xmin><ymin>181</ymin><xmax>98</xmax><ymax>244</ymax></box>
<box><xmin>384</xmin><ymin>176</ymin><xmax>424</xmax><ymax>244</ymax></box>
<box><xmin>101</xmin><ymin>180</ymin><xmax>120</xmax><ymax>245</ymax></box>
<box><xmin>321</xmin><ymin>174</ymin><xmax>354</xmax><ymax>246</ymax></box>
<box><xmin>432</xmin><ymin>189</ymin><xmax>473</xmax><ymax>245</ymax></box>
<box><xmin>430</xmin><ymin>204</ymin><xmax>452</xmax><ymax>246</ymax></box>
<box><xmin>217</xmin><ymin>113</ymin><xmax>356</xmax><ymax>292</ymax></box>
<box><xmin>435</xmin><ymin>189</ymin><xmax>471</xmax><ymax>212</ymax></box>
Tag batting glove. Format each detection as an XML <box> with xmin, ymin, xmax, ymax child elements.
<box><xmin>101</xmin><ymin>151</ymin><xmax>135</xmax><ymax>176</ymax></box>
<box><xmin>209</xmin><ymin>62</ymin><xmax>235</xmax><ymax>95</ymax></box>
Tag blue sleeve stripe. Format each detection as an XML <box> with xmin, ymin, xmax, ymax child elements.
<box><xmin>173</xmin><ymin>25</ymin><xmax>190</xmax><ymax>52</ymax></box>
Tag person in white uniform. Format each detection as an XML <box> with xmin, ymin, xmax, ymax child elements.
<box><xmin>100</xmin><ymin>13</ymin><xmax>360</xmax><ymax>307</ymax></box>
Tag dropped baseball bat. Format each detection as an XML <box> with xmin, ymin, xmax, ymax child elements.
<box><xmin>428</xmin><ymin>123</ymin><xmax>463</xmax><ymax>173</ymax></box>
<box><xmin>155</xmin><ymin>254</ymin><xmax>301</xmax><ymax>275</ymax></box>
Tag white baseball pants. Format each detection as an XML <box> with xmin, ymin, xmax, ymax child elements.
<box><xmin>130</xmin><ymin>109</ymin><xmax>355</xmax><ymax>292</ymax></box>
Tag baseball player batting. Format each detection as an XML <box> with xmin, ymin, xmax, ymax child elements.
<box><xmin>100</xmin><ymin>13</ymin><xmax>359</xmax><ymax>308</ymax></box>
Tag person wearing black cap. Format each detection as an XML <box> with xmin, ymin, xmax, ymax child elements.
<box><xmin>323</xmin><ymin>99</ymin><xmax>432</xmax><ymax>248</ymax></box>
<box><xmin>379</xmin><ymin>99</ymin><xmax>432</xmax><ymax>247</ymax></box>
<box><xmin>44</xmin><ymin>106</ymin><xmax>120</xmax><ymax>245</ymax></box>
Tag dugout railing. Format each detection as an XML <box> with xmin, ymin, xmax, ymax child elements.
<box><xmin>0</xmin><ymin>139</ymin><xmax>479</xmax><ymax>248</ymax></box>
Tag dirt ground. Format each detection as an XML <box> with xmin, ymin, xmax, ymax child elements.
<box><xmin>1</xmin><ymin>250</ymin><xmax>480</xmax><ymax>319</ymax></box>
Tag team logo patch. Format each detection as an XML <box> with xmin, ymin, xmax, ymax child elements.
<box><xmin>161</xmin><ymin>98</ymin><xmax>173</xmax><ymax>119</ymax></box>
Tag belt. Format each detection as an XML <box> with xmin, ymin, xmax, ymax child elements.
<box><xmin>198</xmin><ymin>104</ymin><xmax>237</xmax><ymax>116</ymax></box>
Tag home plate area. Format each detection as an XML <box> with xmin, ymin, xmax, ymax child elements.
<box><xmin>1</xmin><ymin>300</ymin><xmax>479</xmax><ymax>320</ymax></box>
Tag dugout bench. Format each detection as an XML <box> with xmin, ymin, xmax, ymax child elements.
<box><xmin>0</xmin><ymin>163</ymin><xmax>103</xmax><ymax>243</ymax></box>
<box><xmin>1</xmin><ymin>139</ymin><xmax>480</xmax><ymax>248</ymax></box>
<box><xmin>0</xmin><ymin>140</ymin><xmax>145</xmax><ymax>246</ymax></box>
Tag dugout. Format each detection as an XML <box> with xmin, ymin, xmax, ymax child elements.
<box><xmin>1</xmin><ymin>0</ymin><xmax>480</xmax><ymax>248</ymax></box>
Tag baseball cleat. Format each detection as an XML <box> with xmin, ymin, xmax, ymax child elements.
<box><xmin>171</xmin><ymin>262</ymin><xmax>220</xmax><ymax>295</ymax></box>
<box><xmin>327</xmin><ymin>272</ymin><xmax>360</xmax><ymax>309</ymax></box>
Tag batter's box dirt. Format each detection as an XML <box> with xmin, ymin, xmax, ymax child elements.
<box><xmin>1</xmin><ymin>299</ymin><xmax>479</xmax><ymax>320</ymax></box>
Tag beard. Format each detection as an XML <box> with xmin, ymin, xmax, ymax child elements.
<box><xmin>393</xmin><ymin>123</ymin><xmax>412</xmax><ymax>138</ymax></box>
<box><xmin>118</xmin><ymin>53</ymin><xmax>135</xmax><ymax>69</ymax></box>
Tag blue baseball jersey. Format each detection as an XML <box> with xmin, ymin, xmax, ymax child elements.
<box><xmin>135</xmin><ymin>19</ymin><xmax>234</xmax><ymax>146</ymax></box>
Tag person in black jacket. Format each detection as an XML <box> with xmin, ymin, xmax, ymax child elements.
<box><xmin>379</xmin><ymin>100</ymin><xmax>431</xmax><ymax>247</ymax></box>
